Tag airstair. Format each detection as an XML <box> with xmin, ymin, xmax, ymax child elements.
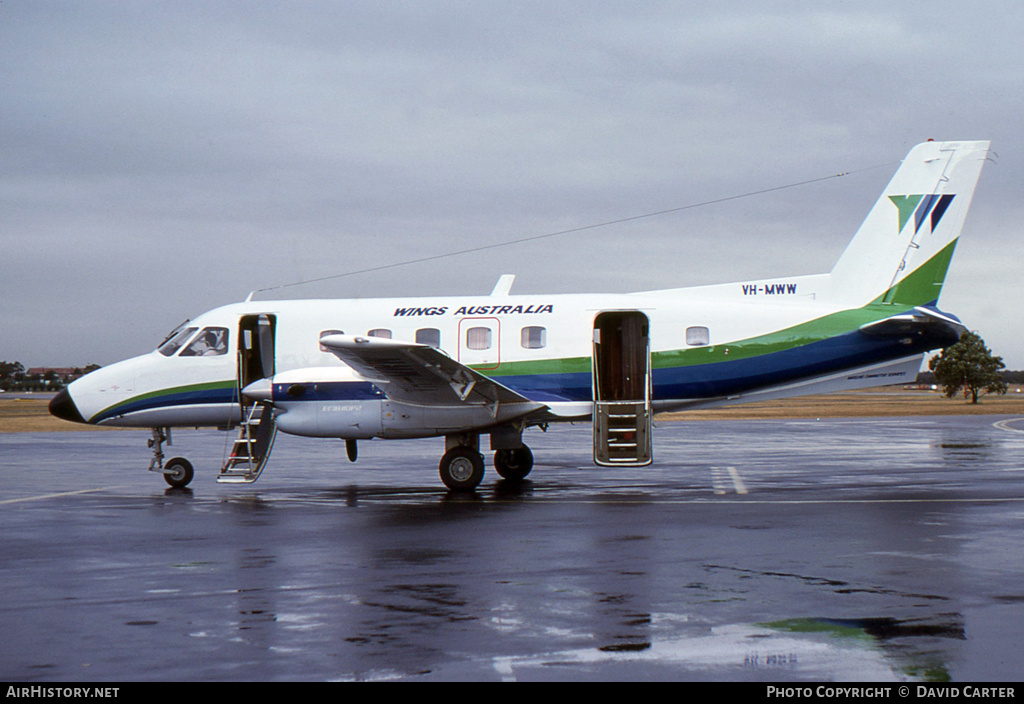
<box><xmin>594</xmin><ymin>401</ymin><xmax>651</xmax><ymax>465</ymax></box>
<box><xmin>218</xmin><ymin>402</ymin><xmax>276</xmax><ymax>484</ymax></box>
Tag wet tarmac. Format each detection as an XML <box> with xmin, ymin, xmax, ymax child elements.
<box><xmin>2</xmin><ymin>415</ymin><xmax>1023</xmax><ymax>682</ymax></box>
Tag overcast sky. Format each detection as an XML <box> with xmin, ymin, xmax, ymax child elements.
<box><xmin>3</xmin><ymin>1</ymin><xmax>1022</xmax><ymax>369</ymax></box>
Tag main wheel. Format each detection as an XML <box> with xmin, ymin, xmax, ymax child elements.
<box><xmin>163</xmin><ymin>457</ymin><xmax>194</xmax><ymax>489</ymax></box>
<box><xmin>439</xmin><ymin>447</ymin><xmax>485</xmax><ymax>492</ymax></box>
<box><xmin>494</xmin><ymin>445</ymin><xmax>533</xmax><ymax>481</ymax></box>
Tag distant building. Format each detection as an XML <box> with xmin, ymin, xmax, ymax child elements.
<box><xmin>25</xmin><ymin>367</ymin><xmax>85</xmax><ymax>380</ymax></box>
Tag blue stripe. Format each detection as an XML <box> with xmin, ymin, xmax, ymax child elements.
<box><xmin>930</xmin><ymin>194</ymin><xmax>955</xmax><ymax>230</ymax></box>
<box><xmin>93</xmin><ymin>385</ymin><xmax>238</xmax><ymax>423</ymax></box>
<box><xmin>272</xmin><ymin>381</ymin><xmax>380</xmax><ymax>401</ymax></box>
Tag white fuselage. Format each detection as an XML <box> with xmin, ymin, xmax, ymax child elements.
<box><xmin>60</xmin><ymin>273</ymin><xmax>933</xmax><ymax>435</ymax></box>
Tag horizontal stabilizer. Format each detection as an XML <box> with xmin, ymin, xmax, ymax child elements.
<box><xmin>858</xmin><ymin>305</ymin><xmax>965</xmax><ymax>340</ymax></box>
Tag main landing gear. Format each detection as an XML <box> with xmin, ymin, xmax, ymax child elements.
<box><xmin>493</xmin><ymin>445</ymin><xmax>534</xmax><ymax>482</ymax></box>
<box><xmin>147</xmin><ymin>427</ymin><xmax>195</xmax><ymax>489</ymax></box>
<box><xmin>439</xmin><ymin>446</ymin><xmax>486</xmax><ymax>491</ymax></box>
<box><xmin>438</xmin><ymin>434</ymin><xmax>534</xmax><ymax>492</ymax></box>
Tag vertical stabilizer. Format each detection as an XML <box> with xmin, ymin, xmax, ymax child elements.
<box><xmin>830</xmin><ymin>140</ymin><xmax>989</xmax><ymax>307</ymax></box>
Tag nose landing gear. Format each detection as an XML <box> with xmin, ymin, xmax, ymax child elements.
<box><xmin>147</xmin><ymin>427</ymin><xmax>195</xmax><ymax>489</ymax></box>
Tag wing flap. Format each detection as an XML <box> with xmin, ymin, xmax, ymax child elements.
<box><xmin>319</xmin><ymin>334</ymin><xmax>544</xmax><ymax>411</ymax></box>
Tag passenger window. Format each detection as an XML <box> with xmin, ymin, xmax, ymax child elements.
<box><xmin>319</xmin><ymin>329</ymin><xmax>344</xmax><ymax>352</ymax></box>
<box><xmin>368</xmin><ymin>329</ymin><xmax>392</xmax><ymax>339</ymax></box>
<box><xmin>686</xmin><ymin>326</ymin><xmax>710</xmax><ymax>346</ymax></box>
<box><xmin>416</xmin><ymin>328</ymin><xmax>441</xmax><ymax>347</ymax></box>
<box><xmin>466</xmin><ymin>327</ymin><xmax>492</xmax><ymax>350</ymax></box>
<box><xmin>158</xmin><ymin>327</ymin><xmax>198</xmax><ymax>356</ymax></box>
<box><xmin>521</xmin><ymin>326</ymin><xmax>547</xmax><ymax>349</ymax></box>
<box><xmin>180</xmin><ymin>327</ymin><xmax>229</xmax><ymax>356</ymax></box>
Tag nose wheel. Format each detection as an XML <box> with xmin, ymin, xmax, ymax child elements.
<box><xmin>147</xmin><ymin>427</ymin><xmax>195</xmax><ymax>488</ymax></box>
<box><xmin>163</xmin><ymin>457</ymin><xmax>194</xmax><ymax>489</ymax></box>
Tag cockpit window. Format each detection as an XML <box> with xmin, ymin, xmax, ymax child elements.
<box><xmin>179</xmin><ymin>327</ymin><xmax>230</xmax><ymax>357</ymax></box>
<box><xmin>158</xmin><ymin>327</ymin><xmax>198</xmax><ymax>356</ymax></box>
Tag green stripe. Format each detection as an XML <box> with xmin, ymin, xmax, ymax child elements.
<box><xmin>91</xmin><ymin>380</ymin><xmax>236</xmax><ymax>422</ymax></box>
<box><xmin>650</xmin><ymin>304</ymin><xmax>907</xmax><ymax>369</ymax></box>
<box><xmin>480</xmin><ymin>303</ymin><xmax>910</xmax><ymax>378</ymax></box>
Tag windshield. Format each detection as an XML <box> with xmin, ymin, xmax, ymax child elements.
<box><xmin>157</xmin><ymin>327</ymin><xmax>198</xmax><ymax>356</ymax></box>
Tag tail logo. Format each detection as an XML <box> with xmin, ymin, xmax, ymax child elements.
<box><xmin>889</xmin><ymin>194</ymin><xmax>955</xmax><ymax>234</ymax></box>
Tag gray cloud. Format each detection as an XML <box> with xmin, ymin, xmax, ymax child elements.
<box><xmin>3</xmin><ymin>1</ymin><xmax>1021</xmax><ymax>367</ymax></box>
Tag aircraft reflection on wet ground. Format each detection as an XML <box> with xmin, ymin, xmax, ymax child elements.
<box><xmin>1</xmin><ymin>415</ymin><xmax>1022</xmax><ymax>681</ymax></box>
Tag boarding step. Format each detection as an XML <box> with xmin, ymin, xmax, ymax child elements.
<box><xmin>593</xmin><ymin>401</ymin><xmax>652</xmax><ymax>466</ymax></box>
<box><xmin>218</xmin><ymin>402</ymin><xmax>276</xmax><ymax>484</ymax></box>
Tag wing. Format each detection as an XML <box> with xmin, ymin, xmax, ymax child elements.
<box><xmin>318</xmin><ymin>333</ymin><xmax>546</xmax><ymax>412</ymax></box>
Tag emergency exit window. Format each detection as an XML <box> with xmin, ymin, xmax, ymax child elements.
<box><xmin>466</xmin><ymin>327</ymin><xmax>492</xmax><ymax>350</ymax></box>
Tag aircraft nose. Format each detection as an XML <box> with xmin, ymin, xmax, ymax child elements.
<box><xmin>49</xmin><ymin>387</ymin><xmax>87</xmax><ymax>424</ymax></box>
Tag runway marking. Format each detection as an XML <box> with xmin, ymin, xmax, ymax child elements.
<box><xmin>993</xmin><ymin>418</ymin><xmax>1024</xmax><ymax>435</ymax></box>
<box><xmin>0</xmin><ymin>486</ymin><xmax>126</xmax><ymax>505</ymax></box>
<box><xmin>710</xmin><ymin>466</ymin><xmax>748</xmax><ymax>495</ymax></box>
<box><xmin>727</xmin><ymin>467</ymin><xmax>749</xmax><ymax>494</ymax></box>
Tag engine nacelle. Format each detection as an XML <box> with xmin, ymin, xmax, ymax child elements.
<box><xmin>249</xmin><ymin>367</ymin><xmax>532</xmax><ymax>440</ymax></box>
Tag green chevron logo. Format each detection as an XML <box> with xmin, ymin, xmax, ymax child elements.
<box><xmin>890</xmin><ymin>194</ymin><xmax>955</xmax><ymax>234</ymax></box>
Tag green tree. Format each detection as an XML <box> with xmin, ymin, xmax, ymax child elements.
<box><xmin>0</xmin><ymin>361</ymin><xmax>24</xmax><ymax>391</ymax></box>
<box><xmin>928</xmin><ymin>331</ymin><xmax>1007</xmax><ymax>403</ymax></box>
<box><xmin>0</xmin><ymin>361</ymin><xmax>24</xmax><ymax>379</ymax></box>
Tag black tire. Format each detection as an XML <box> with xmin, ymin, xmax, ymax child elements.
<box><xmin>494</xmin><ymin>445</ymin><xmax>533</xmax><ymax>481</ymax></box>
<box><xmin>163</xmin><ymin>457</ymin><xmax>194</xmax><ymax>489</ymax></box>
<box><xmin>439</xmin><ymin>447</ymin><xmax>485</xmax><ymax>492</ymax></box>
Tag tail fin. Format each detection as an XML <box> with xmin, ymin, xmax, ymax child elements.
<box><xmin>830</xmin><ymin>140</ymin><xmax>990</xmax><ymax>307</ymax></box>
